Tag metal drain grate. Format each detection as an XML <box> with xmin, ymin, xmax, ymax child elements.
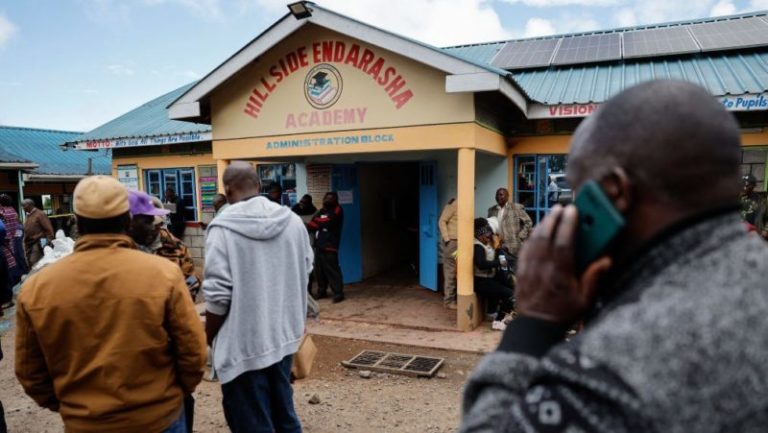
<box><xmin>342</xmin><ymin>350</ymin><xmax>445</xmax><ymax>377</ymax></box>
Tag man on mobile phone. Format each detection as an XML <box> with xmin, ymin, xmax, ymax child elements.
<box><xmin>461</xmin><ymin>80</ymin><xmax>768</xmax><ymax>433</ymax></box>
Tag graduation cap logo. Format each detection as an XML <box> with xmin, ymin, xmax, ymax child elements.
<box><xmin>305</xmin><ymin>64</ymin><xmax>343</xmax><ymax>109</ymax></box>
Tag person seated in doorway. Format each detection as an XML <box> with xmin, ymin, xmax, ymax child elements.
<box><xmin>129</xmin><ymin>191</ymin><xmax>200</xmax><ymax>300</ymax></box>
<box><xmin>473</xmin><ymin>218</ymin><xmax>514</xmax><ymax>332</ymax></box>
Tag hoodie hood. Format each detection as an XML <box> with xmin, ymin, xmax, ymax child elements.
<box><xmin>209</xmin><ymin>196</ymin><xmax>294</xmax><ymax>240</ymax></box>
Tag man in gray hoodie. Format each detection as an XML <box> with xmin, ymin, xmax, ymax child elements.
<box><xmin>203</xmin><ymin>162</ymin><xmax>313</xmax><ymax>433</ymax></box>
<box><xmin>460</xmin><ymin>80</ymin><xmax>768</xmax><ymax>433</ymax></box>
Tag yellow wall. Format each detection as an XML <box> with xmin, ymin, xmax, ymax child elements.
<box><xmin>211</xmin><ymin>25</ymin><xmax>474</xmax><ymax>140</ymax></box>
<box><xmin>213</xmin><ymin>123</ymin><xmax>505</xmax><ymax>160</ymax></box>
<box><xmin>741</xmin><ymin>129</ymin><xmax>768</xmax><ymax>147</ymax></box>
<box><xmin>509</xmin><ymin>128</ymin><xmax>768</xmax><ymax>157</ymax></box>
<box><xmin>113</xmin><ymin>153</ymin><xmax>215</xmax><ymax>219</ymax></box>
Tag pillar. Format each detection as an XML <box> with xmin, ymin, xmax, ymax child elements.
<box><xmin>456</xmin><ymin>148</ymin><xmax>481</xmax><ymax>331</ymax></box>
<box><xmin>216</xmin><ymin>159</ymin><xmax>230</xmax><ymax>194</ymax></box>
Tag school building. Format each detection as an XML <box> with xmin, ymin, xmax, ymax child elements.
<box><xmin>69</xmin><ymin>3</ymin><xmax>768</xmax><ymax>329</ymax></box>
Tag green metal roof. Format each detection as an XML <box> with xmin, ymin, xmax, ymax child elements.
<box><xmin>71</xmin><ymin>82</ymin><xmax>211</xmax><ymax>144</ymax></box>
<box><xmin>442</xmin><ymin>12</ymin><xmax>768</xmax><ymax>105</ymax></box>
<box><xmin>0</xmin><ymin>126</ymin><xmax>110</xmax><ymax>175</ymax></box>
<box><xmin>513</xmin><ymin>51</ymin><xmax>768</xmax><ymax>104</ymax></box>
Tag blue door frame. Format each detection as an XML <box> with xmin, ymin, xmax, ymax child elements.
<box><xmin>331</xmin><ymin>165</ymin><xmax>363</xmax><ymax>284</ymax></box>
<box><xmin>418</xmin><ymin>162</ymin><xmax>438</xmax><ymax>291</ymax></box>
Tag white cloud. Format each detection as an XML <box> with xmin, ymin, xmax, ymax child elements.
<box><xmin>81</xmin><ymin>0</ymin><xmax>131</xmax><ymax>24</ymax></box>
<box><xmin>502</xmin><ymin>0</ymin><xmax>619</xmax><ymax>6</ymax></box>
<box><xmin>524</xmin><ymin>17</ymin><xmax>556</xmax><ymax>37</ymax></box>
<box><xmin>710</xmin><ymin>0</ymin><xmax>737</xmax><ymax>16</ymax></box>
<box><xmin>144</xmin><ymin>0</ymin><xmax>223</xmax><ymax>19</ymax></box>
<box><xmin>178</xmin><ymin>70</ymin><xmax>202</xmax><ymax>79</ymax></box>
<box><xmin>746</xmin><ymin>0</ymin><xmax>768</xmax><ymax>10</ymax></box>
<box><xmin>246</xmin><ymin>0</ymin><xmax>512</xmax><ymax>46</ymax></box>
<box><xmin>107</xmin><ymin>64</ymin><xmax>136</xmax><ymax>76</ymax></box>
<box><xmin>614</xmin><ymin>8</ymin><xmax>638</xmax><ymax>27</ymax></box>
<box><xmin>0</xmin><ymin>14</ymin><xmax>17</xmax><ymax>48</ymax></box>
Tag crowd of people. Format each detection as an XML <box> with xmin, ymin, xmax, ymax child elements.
<box><xmin>3</xmin><ymin>79</ymin><xmax>768</xmax><ymax>433</ymax></box>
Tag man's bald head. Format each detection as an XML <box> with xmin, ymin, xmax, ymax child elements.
<box><xmin>223</xmin><ymin>162</ymin><xmax>261</xmax><ymax>204</ymax></box>
<box><xmin>568</xmin><ymin>80</ymin><xmax>741</xmax><ymax>211</ymax></box>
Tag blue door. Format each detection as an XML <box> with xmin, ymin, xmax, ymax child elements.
<box><xmin>331</xmin><ymin>165</ymin><xmax>362</xmax><ymax>284</ymax></box>
<box><xmin>419</xmin><ymin>162</ymin><xmax>438</xmax><ymax>291</ymax></box>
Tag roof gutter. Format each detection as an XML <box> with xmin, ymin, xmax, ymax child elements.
<box><xmin>23</xmin><ymin>174</ymin><xmax>92</xmax><ymax>183</ymax></box>
<box><xmin>445</xmin><ymin>72</ymin><xmax>529</xmax><ymax>114</ymax></box>
<box><xmin>0</xmin><ymin>162</ymin><xmax>39</xmax><ymax>169</ymax></box>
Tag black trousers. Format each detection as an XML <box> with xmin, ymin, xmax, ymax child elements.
<box><xmin>315</xmin><ymin>250</ymin><xmax>344</xmax><ymax>298</ymax></box>
<box><xmin>474</xmin><ymin>277</ymin><xmax>514</xmax><ymax>321</ymax></box>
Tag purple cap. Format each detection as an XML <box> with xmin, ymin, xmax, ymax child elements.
<box><xmin>128</xmin><ymin>190</ymin><xmax>171</xmax><ymax>217</ymax></box>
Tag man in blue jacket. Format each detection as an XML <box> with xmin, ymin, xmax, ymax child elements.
<box><xmin>204</xmin><ymin>162</ymin><xmax>313</xmax><ymax>433</ymax></box>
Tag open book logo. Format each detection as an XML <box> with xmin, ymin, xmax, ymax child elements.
<box><xmin>304</xmin><ymin>64</ymin><xmax>343</xmax><ymax>110</ymax></box>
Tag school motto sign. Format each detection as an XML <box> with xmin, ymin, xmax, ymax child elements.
<box><xmin>242</xmin><ymin>40</ymin><xmax>415</xmax><ymax>124</ymax></box>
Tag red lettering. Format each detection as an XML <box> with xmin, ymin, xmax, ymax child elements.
<box><xmin>244</xmin><ymin>104</ymin><xmax>259</xmax><ymax>119</ymax></box>
<box><xmin>312</xmin><ymin>43</ymin><xmax>322</xmax><ymax>64</ymax></box>
<box><xmin>378</xmin><ymin>67</ymin><xmax>396</xmax><ymax>86</ymax></box>
<box><xmin>322</xmin><ymin>41</ymin><xmax>333</xmax><ymax>62</ymax></box>
<box><xmin>248</xmin><ymin>94</ymin><xmax>263</xmax><ymax>108</ymax></box>
<box><xmin>298</xmin><ymin>113</ymin><xmax>308</xmax><ymax>127</ymax></box>
<box><xmin>323</xmin><ymin>110</ymin><xmax>333</xmax><ymax>124</ymax></box>
<box><xmin>367</xmin><ymin>58</ymin><xmax>384</xmax><ymax>80</ymax></box>
<box><xmin>297</xmin><ymin>46</ymin><xmax>309</xmax><ymax>67</ymax></box>
<box><xmin>359</xmin><ymin>49</ymin><xmax>375</xmax><ymax>72</ymax></box>
<box><xmin>254</xmin><ymin>88</ymin><xmax>269</xmax><ymax>103</ymax></box>
<box><xmin>385</xmin><ymin>75</ymin><xmax>406</xmax><ymax>96</ymax></box>
<box><xmin>261</xmin><ymin>77</ymin><xmax>276</xmax><ymax>93</ymax></box>
<box><xmin>548</xmin><ymin>106</ymin><xmax>559</xmax><ymax>116</ymax></box>
<box><xmin>286</xmin><ymin>53</ymin><xmax>300</xmax><ymax>72</ymax></box>
<box><xmin>333</xmin><ymin>41</ymin><xmax>346</xmax><ymax>62</ymax></box>
<box><xmin>269</xmin><ymin>66</ymin><xmax>284</xmax><ymax>83</ymax></box>
<box><xmin>343</xmin><ymin>108</ymin><xmax>355</xmax><ymax>123</ymax></box>
<box><xmin>345</xmin><ymin>44</ymin><xmax>360</xmax><ymax>67</ymax></box>
<box><xmin>392</xmin><ymin>89</ymin><xmax>413</xmax><ymax>109</ymax></box>
<box><xmin>279</xmin><ymin>59</ymin><xmax>289</xmax><ymax>76</ymax></box>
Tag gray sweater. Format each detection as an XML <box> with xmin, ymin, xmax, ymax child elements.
<box><xmin>203</xmin><ymin>196</ymin><xmax>313</xmax><ymax>384</ymax></box>
<box><xmin>461</xmin><ymin>212</ymin><xmax>768</xmax><ymax>433</ymax></box>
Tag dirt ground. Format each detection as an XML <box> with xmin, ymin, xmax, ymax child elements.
<box><xmin>0</xmin><ymin>330</ymin><xmax>482</xmax><ymax>432</ymax></box>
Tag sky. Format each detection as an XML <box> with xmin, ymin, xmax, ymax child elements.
<box><xmin>1</xmin><ymin>0</ymin><xmax>767</xmax><ymax>132</ymax></box>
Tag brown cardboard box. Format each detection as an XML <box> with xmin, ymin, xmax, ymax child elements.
<box><xmin>291</xmin><ymin>334</ymin><xmax>318</xmax><ymax>380</ymax></box>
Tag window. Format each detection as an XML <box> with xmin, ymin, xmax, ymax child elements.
<box><xmin>258</xmin><ymin>163</ymin><xmax>298</xmax><ymax>206</ymax></box>
<box><xmin>514</xmin><ymin>154</ymin><xmax>569</xmax><ymax>224</ymax></box>
<box><xmin>144</xmin><ymin>168</ymin><xmax>197</xmax><ymax>221</ymax></box>
<box><xmin>741</xmin><ymin>148</ymin><xmax>766</xmax><ymax>191</ymax></box>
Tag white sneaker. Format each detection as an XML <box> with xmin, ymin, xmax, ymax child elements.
<box><xmin>492</xmin><ymin>320</ymin><xmax>507</xmax><ymax>331</ymax></box>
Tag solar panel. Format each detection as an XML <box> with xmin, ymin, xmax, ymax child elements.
<box><xmin>491</xmin><ymin>39</ymin><xmax>559</xmax><ymax>69</ymax></box>
<box><xmin>689</xmin><ymin>17</ymin><xmax>768</xmax><ymax>51</ymax></box>
<box><xmin>623</xmin><ymin>27</ymin><xmax>700</xmax><ymax>59</ymax></box>
<box><xmin>552</xmin><ymin>34</ymin><xmax>621</xmax><ymax>66</ymax></box>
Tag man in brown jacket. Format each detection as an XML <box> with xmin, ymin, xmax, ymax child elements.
<box><xmin>15</xmin><ymin>176</ymin><xmax>207</xmax><ymax>433</ymax></box>
<box><xmin>487</xmin><ymin>188</ymin><xmax>533</xmax><ymax>257</ymax></box>
<box><xmin>21</xmin><ymin>199</ymin><xmax>53</xmax><ymax>269</ymax></box>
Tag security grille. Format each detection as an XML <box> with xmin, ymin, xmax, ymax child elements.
<box><xmin>342</xmin><ymin>350</ymin><xmax>445</xmax><ymax>377</ymax></box>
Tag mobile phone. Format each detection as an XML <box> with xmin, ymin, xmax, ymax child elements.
<box><xmin>573</xmin><ymin>180</ymin><xmax>625</xmax><ymax>273</ymax></box>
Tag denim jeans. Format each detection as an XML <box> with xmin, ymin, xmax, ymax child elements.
<box><xmin>161</xmin><ymin>406</ymin><xmax>186</xmax><ymax>433</ymax></box>
<box><xmin>222</xmin><ymin>355</ymin><xmax>302</xmax><ymax>433</ymax></box>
